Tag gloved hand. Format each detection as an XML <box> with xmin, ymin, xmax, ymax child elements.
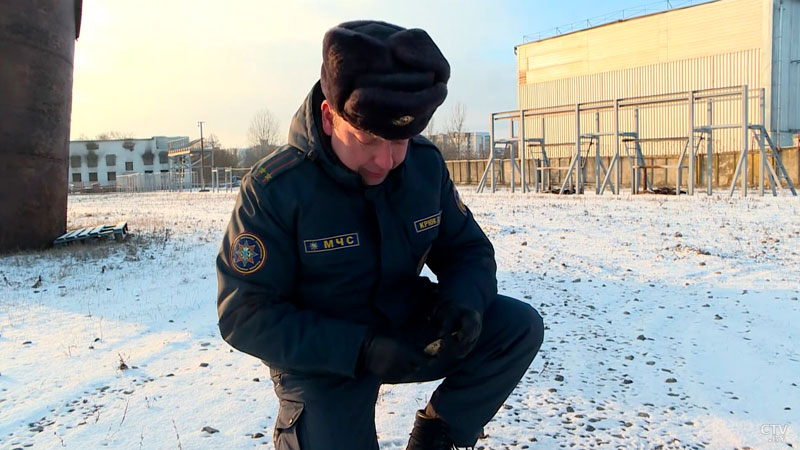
<box><xmin>359</xmin><ymin>334</ymin><xmax>429</xmax><ymax>380</ymax></box>
<box><xmin>432</xmin><ymin>300</ymin><xmax>482</xmax><ymax>359</ymax></box>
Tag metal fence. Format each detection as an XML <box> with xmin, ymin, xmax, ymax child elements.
<box><xmin>483</xmin><ymin>85</ymin><xmax>797</xmax><ymax>197</ymax></box>
<box><xmin>115</xmin><ymin>172</ymin><xmax>188</xmax><ymax>193</ymax></box>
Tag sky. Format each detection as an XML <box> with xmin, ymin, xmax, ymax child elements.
<box><xmin>71</xmin><ymin>0</ymin><xmax>699</xmax><ymax>148</ymax></box>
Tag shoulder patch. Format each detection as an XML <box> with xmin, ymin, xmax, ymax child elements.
<box><xmin>230</xmin><ymin>232</ymin><xmax>266</xmax><ymax>275</ymax></box>
<box><xmin>252</xmin><ymin>147</ymin><xmax>305</xmax><ymax>185</ymax></box>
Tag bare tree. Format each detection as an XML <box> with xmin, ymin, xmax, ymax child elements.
<box><xmin>247</xmin><ymin>108</ymin><xmax>280</xmax><ymax>151</ymax></box>
<box><xmin>423</xmin><ymin>115</ymin><xmax>437</xmax><ymax>139</ymax></box>
<box><xmin>206</xmin><ymin>133</ymin><xmax>222</xmax><ymax>151</ymax></box>
<box><xmin>441</xmin><ymin>102</ymin><xmax>468</xmax><ymax>160</ymax></box>
<box><xmin>95</xmin><ymin>131</ymin><xmax>134</xmax><ymax>140</ymax></box>
<box><xmin>244</xmin><ymin>108</ymin><xmax>282</xmax><ymax>167</ymax></box>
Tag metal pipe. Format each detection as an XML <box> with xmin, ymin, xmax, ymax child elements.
<box><xmin>695</xmin><ymin>124</ymin><xmax>753</xmax><ymax>131</ymax></box>
<box><xmin>635</xmin><ymin>107</ymin><xmax>641</xmax><ymax>194</ymax></box>
<box><xmin>759</xmin><ymin>88</ymin><xmax>765</xmax><ymax>196</ymax></box>
<box><xmin>615</xmin><ymin>99</ymin><xmax>621</xmax><ymax>195</ymax></box>
<box><xmin>707</xmin><ymin>100</ymin><xmax>713</xmax><ymax>195</ymax></box>
<box><xmin>198</xmin><ymin>121</ymin><xmax>206</xmax><ymax>191</ymax></box>
<box><xmin>510</xmin><ymin>143</ymin><xmax>516</xmax><ymax>194</ymax></box>
<box><xmin>592</xmin><ymin>111</ymin><xmax>599</xmax><ymax>194</ymax></box>
<box><xmin>576</xmin><ymin>104</ymin><xmax>582</xmax><ymax>193</ymax></box>
<box><xmin>775</xmin><ymin>0</ymin><xmax>785</xmax><ymax>145</ymax></box>
<box><xmin>542</xmin><ymin>117</ymin><xmax>548</xmax><ymax>191</ymax></box>
<box><xmin>520</xmin><ymin>110</ymin><xmax>526</xmax><ymax>192</ymax></box>
<box><xmin>743</xmin><ymin>85</ymin><xmax>749</xmax><ymax>197</ymax></box>
<box><xmin>688</xmin><ymin>91</ymin><xmax>695</xmax><ymax>196</ymax></box>
<box><xmin>477</xmin><ymin>113</ymin><xmax>495</xmax><ymax>193</ymax></box>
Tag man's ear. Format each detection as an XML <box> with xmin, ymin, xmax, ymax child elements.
<box><xmin>320</xmin><ymin>100</ymin><xmax>334</xmax><ymax>137</ymax></box>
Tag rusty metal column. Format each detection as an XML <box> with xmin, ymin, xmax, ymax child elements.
<box><xmin>0</xmin><ymin>0</ymin><xmax>82</xmax><ymax>252</ymax></box>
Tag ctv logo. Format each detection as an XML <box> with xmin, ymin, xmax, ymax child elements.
<box><xmin>760</xmin><ymin>424</ymin><xmax>789</xmax><ymax>443</ymax></box>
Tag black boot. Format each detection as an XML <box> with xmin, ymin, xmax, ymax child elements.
<box><xmin>406</xmin><ymin>409</ymin><xmax>455</xmax><ymax>450</ymax></box>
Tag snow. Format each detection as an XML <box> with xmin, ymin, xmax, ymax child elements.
<box><xmin>1</xmin><ymin>190</ymin><xmax>798</xmax><ymax>449</ymax></box>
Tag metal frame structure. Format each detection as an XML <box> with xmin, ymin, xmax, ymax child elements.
<box><xmin>211</xmin><ymin>167</ymin><xmax>235</xmax><ymax>193</ymax></box>
<box><xmin>482</xmin><ymin>85</ymin><xmax>796</xmax><ymax>197</ymax></box>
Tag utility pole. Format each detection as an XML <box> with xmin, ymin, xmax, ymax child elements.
<box><xmin>198</xmin><ymin>121</ymin><xmax>206</xmax><ymax>191</ymax></box>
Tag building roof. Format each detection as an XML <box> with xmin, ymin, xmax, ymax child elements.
<box><xmin>517</xmin><ymin>0</ymin><xmax>720</xmax><ymax>48</ymax></box>
<box><xmin>167</xmin><ymin>138</ymin><xmax>203</xmax><ymax>157</ymax></box>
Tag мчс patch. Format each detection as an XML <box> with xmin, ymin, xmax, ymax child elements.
<box><xmin>304</xmin><ymin>233</ymin><xmax>360</xmax><ymax>253</ymax></box>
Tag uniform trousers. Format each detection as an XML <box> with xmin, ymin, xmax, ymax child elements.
<box><xmin>270</xmin><ymin>294</ymin><xmax>544</xmax><ymax>449</ymax></box>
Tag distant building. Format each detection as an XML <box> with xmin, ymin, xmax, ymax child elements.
<box><xmin>68</xmin><ymin>136</ymin><xmax>187</xmax><ymax>189</ymax></box>
<box><xmin>427</xmin><ymin>131</ymin><xmax>491</xmax><ymax>159</ymax></box>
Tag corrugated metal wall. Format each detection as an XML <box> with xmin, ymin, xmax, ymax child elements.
<box><xmin>519</xmin><ymin>50</ymin><xmax>762</xmax><ymax>108</ymax></box>
<box><xmin>775</xmin><ymin>0</ymin><xmax>800</xmax><ymax>144</ymax></box>
<box><xmin>516</xmin><ymin>0</ymin><xmax>774</xmax><ymax>158</ymax></box>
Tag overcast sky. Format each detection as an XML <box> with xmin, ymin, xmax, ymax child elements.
<box><xmin>71</xmin><ymin>0</ymin><xmax>705</xmax><ymax>148</ymax></box>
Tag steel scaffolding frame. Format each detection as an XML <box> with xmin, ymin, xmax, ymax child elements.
<box><xmin>481</xmin><ymin>85</ymin><xmax>797</xmax><ymax>197</ymax></box>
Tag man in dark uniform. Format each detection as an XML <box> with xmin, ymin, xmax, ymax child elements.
<box><xmin>217</xmin><ymin>20</ymin><xmax>544</xmax><ymax>450</ymax></box>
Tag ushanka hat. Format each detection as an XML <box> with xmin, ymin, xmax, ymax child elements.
<box><xmin>320</xmin><ymin>20</ymin><xmax>450</xmax><ymax>140</ymax></box>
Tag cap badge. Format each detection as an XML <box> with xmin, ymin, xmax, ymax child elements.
<box><xmin>392</xmin><ymin>115</ymin><xmax>414</xmax><ymax>126</ymax></box>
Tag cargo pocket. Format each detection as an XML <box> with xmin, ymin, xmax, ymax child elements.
<box><xmin>273</xmin><ymin>399</ymin><xmax>304</xmax><ymax>450</ymax></box>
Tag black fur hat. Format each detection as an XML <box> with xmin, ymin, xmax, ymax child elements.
<box><xmin>320</xmin><ymin>20</ymin><xmax>450</xmax><ymax>140</ymax></box>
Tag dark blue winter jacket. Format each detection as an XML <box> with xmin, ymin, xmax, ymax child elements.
<box><xmin>216</xmin><ymin>83</ymin><xmax>496</xmax><ymax>377</ymax></box>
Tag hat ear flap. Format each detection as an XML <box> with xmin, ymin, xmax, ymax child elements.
<box><xmin>389</xmin><ymin>29</ymin><xmax>450</xmax><ymax>84</ymax></box>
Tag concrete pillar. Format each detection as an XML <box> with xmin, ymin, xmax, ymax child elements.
<box><xmin>0</xmin><ymin>0</ymin><xmax>82</xmax><ymax>252</ymax></box>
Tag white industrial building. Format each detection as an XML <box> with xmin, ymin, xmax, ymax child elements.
<box><xmin>68</xmin><ymin>136</ymin><xmax>187</xmax><ymax>190</ymax></box>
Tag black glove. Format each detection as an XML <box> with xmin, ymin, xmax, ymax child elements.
<box><xmin>432</xmin><ymin>300</ymin><xmax>482</xmax><ymax>359</ymax></box>
<box><xmin>359</xmin><ymin>334</ymin><xmax>429</xmax><ymax>380</ymax></box>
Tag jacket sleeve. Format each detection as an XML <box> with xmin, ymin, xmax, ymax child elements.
<box><xmin>216</xmin><ymin>175</ymin><xmax>369</xmax><ymax>377</ymax></box>
<box><xmin>425</xmin><ymin>155</ymin><xmax>497</xmax><ymax>315</ymax></box>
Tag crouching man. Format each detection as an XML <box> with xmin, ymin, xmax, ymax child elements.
<box><xmin>217</xmin><ymin>20</ymin><xmax>544</xmax><ymax>450</ymax></box>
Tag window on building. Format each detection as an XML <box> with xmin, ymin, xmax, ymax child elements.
<box><xmin>142</xmin><ymin>151</ymin><xmax>154</xmax><ymax>166</ymax></box>
<box><xmin>70</xmin><ymin>155</ymin><xmax>82</xmax><ymax>168</ymax></box>
<box><xmin>89</xmin><ymin>172</ymin><xmax>98</xmax><ymax>182</ymax></box>
<box><xmin>144</xmin><ymin>170</ymin><xmax>153</xmax><ymax>174</ymax></box>
<box><xmin>106</xmin><ymin>154</ymin><xmax>116</xmax><ymax>166</ymax></box>
<box><xmin>107</xmin><ymin>172</ymin><xmax>116</xmax><ymax>181</ymax></box>
<box><xmin>160</xmin><ymin>169</ymin><xmax>169</xmax><ymax>173</ymax></box>
<box><xmin>125</xmin><ymin>161</ymin><xmax>133</xmax><ymax>171</ymax></box>
<box><xmin>72</xmin><ymin>173</ymin><xmax>81</xmax><ymax>182</ymax></box>
<box><xmin>87</xmin><ymin>152</ymin><xmax>98</xmax><ymax>168</ymax></box>
<box><xmin>159</xmin><ymin>151</ymin><xmax>168</xmax><ymax>164</ymax></box>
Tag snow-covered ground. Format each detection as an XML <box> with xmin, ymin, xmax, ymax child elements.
<box><xmin>1</xmin><ymin>190</ymin><xmax>798</xmax><ymax>449</ymax></box>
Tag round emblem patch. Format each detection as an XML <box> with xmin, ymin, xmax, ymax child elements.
<box><xmin>230</xmin><ymin>233</ymin><xmax>266</xmax><ymax>275</ymax></box>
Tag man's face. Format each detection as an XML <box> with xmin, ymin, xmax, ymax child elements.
<box><xmin>321</xmin><ymin>100</ymin><xmax>408</xmax><ymax>186</ymax></box>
